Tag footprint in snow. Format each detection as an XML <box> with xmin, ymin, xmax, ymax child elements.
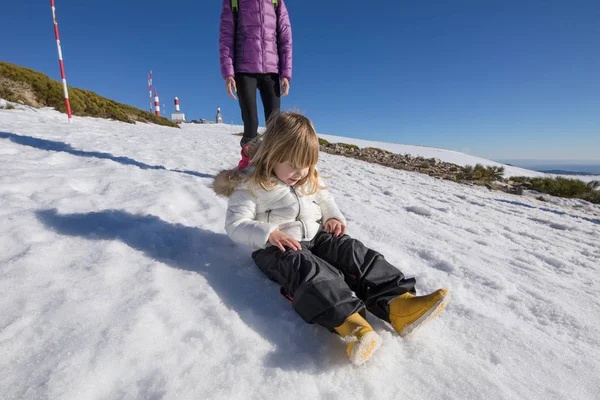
<box><xmin>489</xmin><ymin>351</ymin><xmax>503</xmax><ymax>365</ymax></box>
<box><xmin>432</xmin><ymin>260</ymin><xmax>457</xmax><ymax>273</ymax></box>
<box><xmin>529</xmin><ymin>217</ymin><xmax>573</xmax><ymax>231</ymax></box>
<box><xmin>417</xmin><ymin>250</ymin><xmax>436</xmax><ymax>261</ymax></box>
<box><xmin>406</xmin><ymin>206</ymin><xmax>432</xmax><ymax>217</ymax></box>
<box><xmin>530</xmin><ymin>252</ymin><xmax>570</xmax><ymax>273</ymax></box>
<box><xmin>469</xmin><ymin>201</ymin><xmax>486</xmax><ymax>207</ymax></box>
<box><xmin>417</xmin><ymin>250</ymin><xmax>457</xmax><ymax>274</ymax></box>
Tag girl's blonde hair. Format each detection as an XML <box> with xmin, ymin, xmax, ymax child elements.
<box><xmin>249</xmin><ymin>112</ymin><xmax>321</xmax><ymax>195</ymax></box>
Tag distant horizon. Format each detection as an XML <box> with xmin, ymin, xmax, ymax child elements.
<box><xmin>498</xmin><ymin>159</ymin><xmax>600</xmax><ymax>164</ymax></box>
<box><xmin>496</xmin><ymin>159</ymin><xmax>600</xmax><ymax>175</ymax></box>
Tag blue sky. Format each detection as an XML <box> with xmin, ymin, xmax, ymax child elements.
<box><xmin>1</xmin><ymin>0</ymin><xmax>599</xmax><ymax>160</ymax></box>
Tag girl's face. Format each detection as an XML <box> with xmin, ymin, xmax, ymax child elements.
<box><xmin>274</xmin><ymin>161</ymin><xmax>309</xmax><ymax>186</ymax></box>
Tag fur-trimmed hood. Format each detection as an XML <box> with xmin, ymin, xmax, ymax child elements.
<box><xmin>213</xmin><ymin>135</ymin><xmax>263</xmax><ymax>197</ymax></box>
<box><xmin>212</xmin><ymin>167</ymin><xmax>252</xmax><ymax>198</ymax></box>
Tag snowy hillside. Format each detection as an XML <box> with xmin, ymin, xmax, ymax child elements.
<box><xmin>317</xmin><ymin>133</ymin><xmax>543</xmax><ymax>178</ymax></box>
<box><xmin>1</xmin><ymin>105</ymin><xmax>599</xmax><ymax>400</ymax></box>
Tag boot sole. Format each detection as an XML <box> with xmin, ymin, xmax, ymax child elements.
<box><xmin>349</xmin><ymin>331</ymin><xmax>382</xmax><ymax>365</ymax></box>
<box><xmin>400</xmin><ymin>292</ymin><xmax>450</xmax><ymax>338</ymax></box>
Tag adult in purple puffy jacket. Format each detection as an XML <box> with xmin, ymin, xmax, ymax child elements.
<box><xmin>219</xmin><ymin>0</ymin><xmax>293</xmax><ymax>147</ymax></box>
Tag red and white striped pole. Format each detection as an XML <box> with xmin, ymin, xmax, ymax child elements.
<box><xmin>50</xmin><ymin>0</ymin><xmax>72</xmax><ymax>123</ymax></box>
<box><xmin>154</xmin><ymin>89</ymin><xmax>160</xmax><ymax>116</ymax></box>
<box><xmin>174</xmin><ymin>97</ymin><xmax>180</xmax><ymax>112</ymax></box>
<box><xmin>148</xmin><ymin>70</ymin><xmax>153</xmax><ymax>113</ymax></box>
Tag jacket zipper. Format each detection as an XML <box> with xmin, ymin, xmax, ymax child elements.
<box><xmin>260</xmin><ymin>0</ymin><xmax>265</xmax><ymax>72</ymax></box>
<box><xmin>266</xmin><ymin>210</ymin><xmax>271</xmax><ymax>223</ymax></box>
<box><xmin>290</xmin><ymin>186</ymin><xmax>307</xmax><ymax>239</ymax></box>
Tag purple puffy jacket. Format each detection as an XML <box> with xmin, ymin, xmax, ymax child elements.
<box><xmin>219</xmin><ymin>0</ymin><xmax>293</xmax><ymax>81</ymax></box>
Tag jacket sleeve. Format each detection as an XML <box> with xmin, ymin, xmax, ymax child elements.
<box><xmin>314</xmin><ymin>182</ymin><xmax>347</xmax><ymax>226</ymax></box>
<box><xmin>225</xmin><ymin>188</ymin><xmax>279</xmax><ymax>249</ymax></box>
<box><xmin>277</xmin><ymin>0</ymin><xmax>293</xmax><ymax>81</ymax></box>
<box><xmin>219</xmin><ymin>0</ymin><xmax>236</xmax><ymax>80</ymax></box>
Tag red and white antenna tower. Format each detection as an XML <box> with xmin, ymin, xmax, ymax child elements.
<box><xmin>148</xmin><ymin>71</ymin><xmax>153</xmax><ymax>113</ymax></box>
<box><xmin>154</xmin><ymin>89</ymin><xmax>160</xmax><ymax>116</ymax></box>
<box><xmin>50</xmin><ymin>0</ymin><xmax>72</xmax><ymax>123</ymax></box>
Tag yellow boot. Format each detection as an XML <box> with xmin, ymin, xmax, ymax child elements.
<box><xmin>389</xmin><ymin>289</ymin><xmax>449</xmax><ymax>337</ymax></box>
<box><xmin>334</xmin><ymin>313</ymin><xmax>382</xmax><ymax>365</ymax></box>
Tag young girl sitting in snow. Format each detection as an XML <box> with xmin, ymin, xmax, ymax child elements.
<box><xmin>213</xmin><ymin>112</ymin><xmax>449</xmax><ymax>365</ymax></box>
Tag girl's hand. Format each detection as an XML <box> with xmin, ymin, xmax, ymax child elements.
<box><xmin>268</xmin><ymin>229</ymin><xmax>302</xmax><ymax>252</ymax></box>
<box><xmin>281</xmin><ymin>78</ymin><xmax>290</xmax><ymax>97</ymax></box>
<box><xmin>325</xmin><ymin>219</ymin><xmax>346</xmax><ymax>237</ymax></box>
<box><xmin>226</xmin><ymin>76</ymin><xmax>237</xmax><ymax>100</ymax></box>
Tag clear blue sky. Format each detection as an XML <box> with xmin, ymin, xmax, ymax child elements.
<box><xmin>2</xmin><ymin>0</ymin><xmax>599</xmax><ymax>160</ymax></box>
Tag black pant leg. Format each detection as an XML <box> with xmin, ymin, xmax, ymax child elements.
<box><xmin>252</xmin><ymin>246</ymin><xmax>364</xmax><ymax>330</ymax></box>
<box><xmin>235</xmin><ymin>73</ymin><xmax>259</xmax><ymax>144</ymax></box>
<box><xmin>256</xmin><ymin>73</ymin><xmax>281</xmax><ymax>124</ymax></box>
<box><xmin>310</xmin><ymin>231</ymin><xmax>416</xmax><ymax>322</ymax></box>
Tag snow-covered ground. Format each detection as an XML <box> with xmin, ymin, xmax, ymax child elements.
<box><xmin>1</xmin><ymin>105</ymin><xmax>599</xmax><ymax>400</ymax></box>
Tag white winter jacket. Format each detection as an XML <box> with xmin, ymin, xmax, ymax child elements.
<box><xmin>225</xmin><ymin>178</ymin><xmax>347</xmax><ymax>250</ymax></box>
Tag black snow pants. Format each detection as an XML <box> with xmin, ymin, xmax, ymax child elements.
<box><xmin>252</xmin><ymin>231</ymin><xmax>416</xmax><ymax>330</ymax></box>
<box><xmin>236</xmin><ymin>73</ymin><xmax>281</xmax><ymax>147</ymax></box>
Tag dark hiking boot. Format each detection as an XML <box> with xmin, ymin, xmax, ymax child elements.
<box><xmin>237</xmin><ymin>135</ymin><xmax>263</xmax><ymax>171</ymax></box>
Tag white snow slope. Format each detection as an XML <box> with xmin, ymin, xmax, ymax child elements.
<box><xmin>1</xmin><ymin>106</ymin><xmax>599</xmax><ymax>400</ymax></box>
<box><xmin>317</xmin><ymin>133</ymin><xmax>542</xmax><ymax>178</ymax></box>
